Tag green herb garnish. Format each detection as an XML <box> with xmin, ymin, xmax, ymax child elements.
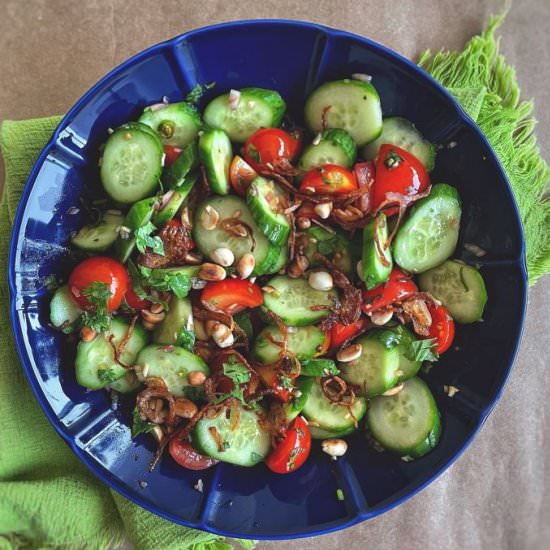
<box><xmin>214</xmin><ymin>356</ymin><xmax>251</xmax><ymax>404</ymax></box>
<box><xmin>135</xmin><ymin>222</ymin><xmax>164</xmax><ymax>255</ymax></box>
<box><xmin>131</xmin><ymin>407</ymin><xmax>156</xmax><ymax>439</ymax></box>
<box><xmin>176</xmin><ymin>327</ymin><xmax>195</xmax><ymax>352</ymax></box>
<box><xmin>139</xmin><ymin>266</ymin><xmax>192</xmax><ymax>299</ymax></box>
<box><xmin>185</xmin><ymin>81</ymin><xmax>216</xmax><ymax>105</ymax></box>
<box><xmin>82</xmin><ymin>281</ymin><xmax>111</xmax><ymax>332</ymax></box>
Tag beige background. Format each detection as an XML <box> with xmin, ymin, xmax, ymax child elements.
<box><xmin>1</xmin><ymin>1</ymin><xmax>549</xmax><ymax>549</ymax></box>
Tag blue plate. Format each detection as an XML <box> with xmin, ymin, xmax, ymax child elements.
<box><xmin>8</xmin><ymin>20</ymin><xmax>527</xmax><ymax>539</ymax></box>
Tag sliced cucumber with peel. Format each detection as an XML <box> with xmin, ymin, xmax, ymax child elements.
<box><xmin>262</xmin><ymin>275</ymin><xmax>337</xmax><ymax>326</ymax></box>
<box><xmin>362</xmin><ymin>117</ymin><xmax>436</xmax><ymax>171</ymax></box>
<box><xmin>163</xmin><ymin>140</ymin><xmax>199</xmax><ymax>190</ymax></box>
<box><xmin>134</xmin><ymin>345</ymin><xmax>209</xmax><ymax>397</ymax></box>
<box><xmin>100</xmin><ymin>122</ymin><xmax>163</xmax><ymax>204</ymax></box>
<box><xmin>203</xmin><ymin>87</ymin><xmax>286</xmax><ymax>142</ymax></box>
<box><xmin>298</xmin><ymin>128</ymin><xmax>357</xmax><ymax>171</ymax></box>
<box><xmin>283</xmin><ymin>377</ymin><xmax>314</xmax><ymax>422</ymax></box>
<box><xmin>418</xmin><ymin>260</ymin><xmax>487</xmax><ymax>323</ymax></box>
<box><xmin>304</xmin><ymin>225</ymin><xmax>357</xmax><ymax>275</ymax></box>
<box><xmin>152</xmin><ymin>190</ymin><xmax>187</xmax><ymax>227</ymax></box>
<box><xmin>71</xmin><ymin>210</ymin><xmax>124</xmax><ymax>252</ymax></box>
<box><xmin>393</xmin><ymin>184</ymin><xmax>461</xmax><ymax>273</ymax></box>
<box><xmin>199</xmin><ymin>128</ymin><xmax>232</xmax><ymax>195</ymax></box>
<box><xmin>153</xmin><ymin>297</ymin><xmax>193</xmax><ymax>345</ymax></box>
<box><xmin>247</xmin><ymin>177</ymin><xmax>290</xmax><ymax>246</ymax></box>
<box><xmin>305</xmin><ymin>79</ymin><xmax>383</xmax><ymax>146</ymax></box>
<box><xmin>75</xmin><ymin>318</ymin><xmax>148</xmax><ymax>390</ymax></box>
<box><xmin>50</xmin><ymin>285</ymin><xmax>82</xmax><ymax>334</ymax></box>
<box><xmin>108</xmin><ymin>372</ymin><xmax>142</xmax><ymax>394</ymax></box>
<box><xmin>367</xmin><ymin>377</ymin><xmax>441</xmax><ymax>458</ymax></box>
<box><xmin>192</xmin><ymin>404</ymin><xmax>271</xmax><ymax>466</ymax></box>
<box><xmin>139</xmin><ymin>101</ymin><xmax>201</xmax><ymax>148</ymax></box>
<box><xmin>252</xmin><ymin>325</ymin><xmax>326</xmax><ymax>364</ymax></box>
<box><xmin>362</xmin><ymin>213</ymin><xmax>393</xmax><ymax>290</ymax></box>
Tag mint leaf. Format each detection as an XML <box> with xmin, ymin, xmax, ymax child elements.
<box><xmin>140</xmin><ymin>267</ymin><xmax>192</xmax><ymax>299</ymax></box>
<box><xmin>82</xmin><ymin>281</ymin><xmax>111</xmax><ymax>332</ymax></box>
<box><xmin>176</xmin><ymin>327</ymin><xmax>195</xmax><ymax>352</ymax></box>
<box><xmin>403</xmin><ymin>338</ymin><xmax>439</xmax><ymax>362</ymax></box>
<box><xmin>300</xmin><ymin>358</ymin><xmax>340</xmax><ymax>377</ymax></box>
<box><xmin>135</xmin><ymin>222</ymin><xmax>164</xmax><ymax>255</ymax></box>
<box><xmin>214</xmin><ymin>356</ymin><xmax>251</xmax><ymax>405</ymax></box>
<box><xmin>131</xmin><ymin>407</ymin><xmax>156</xmax><ymax>439</ymax></box>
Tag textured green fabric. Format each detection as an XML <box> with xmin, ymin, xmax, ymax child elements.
<box><xmin>419</xmin><ymin>13</ymin><xmax>550</xmax><ymax>284</ymax></box>
<box><xmin>1</xmin><ymin>14</ymin><xmax>549</xmax><ymax>550</ymax></box>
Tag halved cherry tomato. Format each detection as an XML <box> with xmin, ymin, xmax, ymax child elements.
<box><xmin>243</xmin><ymin>128</ymin><xmax>301</xmax><ymax>174</ymax></box>
<box><xmin>68</xmin><ymin>257</ymin><xmax>128</xmax><ymax>312</ymax></box>
<box><xmin>163</xmin><ymin>145</ymin><xmax>183</xmax><ymax>167</ymax></box>
<box><xmin>372</xmin><ymin>144</ymin><xmax>430</xmax><ymax>213</ymax></box>
<box><xmin>425</xmin><ymin>303</ymin><xmax>455</xmax><ymax>354</ymax></box>
<box><xmin>229</xmin><ymin>155</ymin><xmax>257</xmax><ymax>196</ymax></box>
<box><xmin>362</xmin><ymin>268</ymin><xmax>418</xmax><ymax>314</ymax></box>
<box><xmin>299</xmin><ymin>164</ymin><xmax>357</xmax><ymax>195</ymax></box>
<box><xmin>266</xmin><ymin>416</ymin><xmax>311</xmax><ymax>474</ymax></box>
<box><xmin>201</xmin><ymin>279</ymin><xmax>263</xmax><ymax>315</ymax></box>
<box><xmin>330</xmin><ymin>317</ymin><xmax>369</xmax><ymax>353</ymax></box>
<box><xmin>124</xmin><ymin>287</ymin><xmax>151</xmax><ymax>311</ymax></box>
<box><xmin>255</xmin><ymin>364</ymin><xmax>292</xmax><ymax>402</ymax></box>
<box><xmin>169</xmin><ymin>438</ymin><xmax>218</xmax><ymax>470</ymax></box>
<box><xmin>287</xmin><ymin>129</ymin><xmax>303</xmax><ymax>160</ymax></box>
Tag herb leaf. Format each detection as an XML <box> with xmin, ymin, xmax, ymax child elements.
<box><xmin>82</xmin><ymin>281</ymin><xmax>111</xmax><ymax>332</ymax></box>
<box><xmin>44</xmin><ymin>274</ymin><xmax>59</xmax><ymax>292</ymax></box>
<box><xmin>176</xmin><ymin>327</ymin><xmax>195</xmax><ymax>352</ymax></box>
<box><xmin>185</xmin><ymin>81</ymin><xmax>216</xmax><ymax>105</ymax></box>
<box><xmin>98</xmin><ymin>368</ymin><xmax>119</xmax><ymax>384</ymax></box>
<box><xmin>131</xmin><ymin>407</ymin><xmax>156</xmax><ymax>439</ymax></box>
<box><xmin>135</xmin><ymin>222</ymin><xmax>165</xmax><ymax>255</ymax></box>
<box><xmin>140</xmin><ymin>266</ymin><xmax>192</xmax><ymax>299</ymax></box>
<box><xmin>300</xmin><ymin>358</ymin><xmax>340</xmax><ymax>377</ymax></box>
<box><xmin>214</xmin><ymin>356</ymin><xmax>251</xmax><ymax>404</ymax></box>
<box><xmin>403</xmin><ymin>338</ymin><xmax>439</xmax><ymax>362</ymax></box>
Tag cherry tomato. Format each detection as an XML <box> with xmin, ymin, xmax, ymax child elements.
<box><xmin>68</xmin><ymin>257</ymin><xmax>128</xmax><ymax>312</ymax></box>
<box><xmin>372</xmin><ymin>144</ymin><xmax>430</xmax><ymax>213</ymax></box>
<box><xmin>243</xmin><ymin>128</ymin><xmax>300</xmax><ymax>174</ymax></box>
<box><xmin>287</xmin><ymin>129</ymin><xmax>303</xmax><ymax>160</ymax></box>
<box><xmin>266</xmin><ymin>416</ymin><xmax>311</xmax><ymax>474</ymax></box>
<box><xmin>330</xmin><ymin>317</ymin><xmax>369</xmax><ymax>352</ymax></box>
<box><xmin>229</xmin><ymin>155</ymin><xmax>257</xmax><ymax>196</ymax></box>
<box><xmin>201</xmin><ymin>279</ymin><xmax>263</xmax><ymax>315</ymax></box>
<box><xmin>299</xmin><ymin>164</ymin><xmax>357</xmax><ymax>195</ymax></box>
<box><xmin>362</xmin><ymin>268</ymin><xmax>418</xmax><ymax>314</ymax></box>
<box><xmin>255</xmin><ymin>365</ymin><xmax>292</xmax><ymax>402</ymax></box>
<box><xmin>163</xmin><ymin>145</ymin><xmax>183</xmax><ymax>167</ymax></box>
<box><xmin>124</xmin><ymin>287</ymin><xmax>151</xmax><ymax>311</ymax></box>
<box><xmin>169</xmin><ymin>438</ymin><xmax>218</xmax><ymax>470</ymax></box>
<box><xmin>425</xmin><ymin>303</ymin><xmax>455</xmax><ymax>354</ymax></box>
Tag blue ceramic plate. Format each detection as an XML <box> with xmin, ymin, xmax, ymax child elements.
<box><xmin>8</xmin><ymin>20</ymin><xmax>527</xmax><ymax>539</ymax></box>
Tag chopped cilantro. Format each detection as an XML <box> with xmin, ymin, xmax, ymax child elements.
<box><xmin>82</xmin><ymin>281</ymin><xmax>111</xmax><ymax>332</ymax></box>
<box><xmin>336</xmin><ymin>488</ymin><xmax>344</xmax><ymax>501</ymax></box>
<box><xmin>403</xmin><ymin>338</ymin><xmax>439</xmax><ymax>363</ymax></box>
<box><xmin>135</xmin><ymin>222</ymin><xmax>165</xmax><ymax>255</ymax></box>
<box><xmin>131</xmin><ymin>407</ymin><xmax>156</xmax><ymax>439</ymax></box>
<box><xmin>246</xmin><ymin>143</ymin><xmax>261</xmax><ymax>164</ymax></box>
<box><xmin>300</xmin><ymin>358</ymin><xmax>340</xmax><ymax>377</ymax></box>
<box><xmin>279</xmin><ymin>375</ymin><xmax>293</xmax><ymax>389</ymax></box>
<box><xmin>176</xmin><ymin>327</ymin><xmax>195</xmax><ymax>352</ymax></box>
<box><xmin>286</xmin><ymin>448</ymin><xmax>300</xmax><ymax>471</ymax></box>
<box><xmin>214</xmin><ymin>356</ymin><xmax>251</xmax><ymax>404</ymax></box>
<box><xmin>139</xmin><ymin>266</ymin><xmax>192</xmax><ymax>299</ymax></box>
<box><xmin>185</xmin><ymin>81</ymin><xmax>216</xmax><ymax>105</ymax></box>
<box><xmin>98</xmin><ymin>368</ymin><xmax>119</xmax><ymax>384</ymax></box>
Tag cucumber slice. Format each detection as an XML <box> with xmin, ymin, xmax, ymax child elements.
<box><xmin>302</xmin><ymin>379</ymin><xmax>367</xmax><ymax>433</ymax></box>
<box><xmin>267</xmin><ymin>244</ymin><xmax>288</xmax><ymax>275</ymax></box>
<box><xmin>50</xmin><ymin>285</ymin><xmax>82</xmax><ymax>334</ymax></box>
<box><xmin>298</xmin><ymin>128</ymin><xmax>357</xmax><ymax>171</ymax></box>
<box><xmin>193</xmin><ymin>195</ymin><xmax>279</xmax><ymax>276</ymax></box>
<box><xmin>305</xmin><ymin>79</ymin><xmax>382</xmax><ymax>146</ymax></box>
<box><xmin>75</xmin><ymin>318</ymin><xmax>148</xmax><ymax>390</ymax></box>
<box><xmin>199</xmin><ymin>128</ymin><xmax>232</xmax><ymax>195</ymax></box>
<box><xmin>338</xmin><ymin>332</ymin><xmax>400</xmax><ymax>397</ymax></box>
<box><xmin>203</xmin><ymin>87</ymin><xmax>286</xmax><ymax>142</ymax></box>
<box><xmin>114</xmin><ymin>196</ymin><xmax>158</xmax><ymax>263</ymax></box>
<box><xmin>299</xmin><ymin>358</ymin><xmax>340</xmax><ymax>377</ymax></box>
<box><xmin>152</xmin><ymin>190</ymin><xmax>186</xmax><ymax>227</ymax></box>
<box><xmin>262</xmin><ymin>275</ymin><xmax>338</xmax><ymax>326</ymax></box>
<box><xmin>393</xmin><ymin>184</ymin><xmax>462</xmax><ymax>273</ymax></box>
<box><xmin>153</xmin><ymin>297</ymin><xmax>193</xmax><ymax>345</ymax></box>
<box><xmin>303</xmin><ymin>226</ymin><xmax>357</xmax><ymax>275</ymax></box>
<box><xmin>163</xmin><ymin>141</ymin><xmax>199</xmax><ymax>190</ymax></box>
<box><xmin>367</xmin><ymin>377</ymin><xmax>441</xmax><ymax>458</ymax></box>
<box><xmin>418</xmin><ymin>260</ymin><xmax>487</xmax><ymax>323</ymax></box>
<box><xmin>283</xmin><ymin>377</ymin><xmax>314</xmax><ymax>422</ymax></box>
<box><xmin>108</xmin><ymin>372</ymin><xmax>142</xmax><ymax>393</ymax></box>
<box><xmin>362</xmin><ymin>213</ymin><xmax>393</xmax><ymax>289</ymax></box>
<box><xmin>139</xmin><ymin>101</ymin><xmax>201</xmax><ymax>148</ymax></box>
<box><xmin>252</xmin><ymin>325</ymin><xmax>326</xmax><ymax>364</ymax></box>
<box><xmin>362</xmin><ymin>117</ymin><xmax>437</xmax><ymax>171</ymax></box>
<box><xmin>192</xmin><ymin>404</ymin><xmax>271</xmax><ymax>466</ymax></box>
<box><xmin>247</xmin><ymin>177</ymin><xmax>290</xmax><ymax>246</ymax></box>
<box><xmin>71</xmin><ymin>210</ymin><xmax>124</xmax><ymax>252</ymax></box>
<box><xmin>134</xmin><ymin>345</ymin><xmax>209</xmax><ymax>397</ymax></box>
<box><xmin>100</xmin><ymin>122</ymin><xmax>163</xmax><ymax>204</ymax></box>
<box><xmin>309</xmin><ymin>425</ymin><xmax>358</xmax><ymax>440</ymax></box>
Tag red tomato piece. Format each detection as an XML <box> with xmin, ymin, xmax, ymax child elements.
<box><xmin>425</xmin><ymin>303</ymin><xmax>455</xmax><ymax>354</ymax></box>
<box><xmin>163</xmin><ymin>145</ymin><xmax>183</xmax><ymax>167</ymax></box>
<box><xmin>287</xmin><ymin>129</ymin><xmax>303</xmax><ymax>160</ymax></box>
<box><xmin>266</xmin><ymin>416</ymin><xmax>311</xmax><ymax>474</ymax></box>
<box><xmin>169</xmin><ymin>438</ymin><xmax>218</xmax><ymax>470</ymax></box>
<box><xmin>255</xmin><ymin>364</ymin><xmax>291</xmax><ymax>402</ymax></box>
<box><xmin>124</xmin><ymin>287</ymin><xmax>151</xmax><ymax>311</ymax></box>
<box><xmin>362</xmin><ymin>268</ymin><xmax>418</xmax><ymax>314</ymax></box>
<box><xmin>372</xmin><ymin>144</ymin><xmax>430</xmax><ymax>213</ymax></box>
<box><xmin>299</xmin><ymin>164</ymin><xmax>357</xmax><ymax>195</ymax></box>
<box><xmin>68</xmin><ymin>257</ymin><xmax>128</xmax><ymax>312</ymax></box>
<box><xmin>201</xmin><ymin>279</ymin><xmax>263</xmax><ymax>315</ymax></box>
<box><xmin>243</xmin><ymin>128</ymin><xmax>300</xmax><ymax>174</ymax></box>
<box><xmin>330</xmin><ymin>317</ymin><xmax>369</xmax><ymax>352</ymax></box>
<box><xmin>229</xmin><ymin>155</ymin><xmax>257</xmax><ymax>196</ymax></box>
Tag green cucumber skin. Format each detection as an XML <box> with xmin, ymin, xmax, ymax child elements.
<box><xmin>163</xmin><ymin>141</ymin><xmax>199</xmax><ymax>190</ymax></box>
<box><xmin>303</xmin><ymin>226</ymin><xmax>357</xmax><ymax>275</ymax></box>
<box><xmin>108</xmin><ymin>372</ymin><xmax>142</xmax><ymax>394</ymax></box>
<box><xmin>418</xmin><ymin>260</ymin><xmax>488</xmax><ymax>323</ymax></box>
<box><xmin>192</xmin><ymin>405</ymin><xmax>271</xmax><ymax>466</ymax></box>
<box><xmin>152</xmin><ymin>190</ymin><xmax>186</xmax><ymax>226</ymax></box>
<box><xmin>75</xmin><ymin>318</ymin><xmax>148</xmax><ymax>390</ymax></box>
<box><xmin>362</xmin><ymin>213</ymin><xmax>393</xmax><ymax>290</ymax></box>
<box><xmin>203</xmin><ymin>87</ymin><xmax>286</xmax><ymax>142</ymax></box>
<box><xmin>198</xmin><ymin>129</ymin><xmax>232</xmax><ymax>195</ymax></box>
<box><xmin>49</xmin><ymin>285</ymin><xmax>83</xmax><ymax>334</ymax></box>
<box><xmin>135</xmin><ymin>345</ymin><xmax>209</xmax><ymax>397</ymax></box>
<box><xmin>298</xmin><ymin>128</ymin><xmax>357</xmax><ymax>171</ymax></box>
<box><xmin>395</xmin><ymin>326</ymin><xmax>422</xmax><ymax>381</ymax></box>
<box><xmin>100</xmin><ymin>122</ymin><xmax>163</xmax><ymax>204</ymax></box>
<box><xmin>393</xmin><ymin>184</ymin><xmax>462</xmax><ymax>274</ymax></box>
<box><xmin>153</xmin><ymin>297</ymin><xmax>193</xmax><ymax>345</ymax></box>
<box><xmin>283</xmin><ymin>377</ymin><xmax>314</xmax><ymax>422</ymax></box>
<box><xmin>309</xmin><ymin>425</ymin><xmax>357</xmax><ymax>440</ymax></box>
<box><xmin>71</xmin><ymin>211</ymin><xmax>124</xmax><ymax>252</ymax></box>
<box><xmin>139</xmin><ymin>101</ymin><xmax>202</xmax><ymax>148</ymax></box>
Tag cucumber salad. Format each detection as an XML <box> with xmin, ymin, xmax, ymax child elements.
<box><xmin>50</xmin><ymin>76</ymin><xmax>488</xmax><ymax>475</ymax></box>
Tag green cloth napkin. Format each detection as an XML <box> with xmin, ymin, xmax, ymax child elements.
<box><xmin>1</xmin><ymin>13</ymin><xmax>549</xmax><ymax>550</ymax></box>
